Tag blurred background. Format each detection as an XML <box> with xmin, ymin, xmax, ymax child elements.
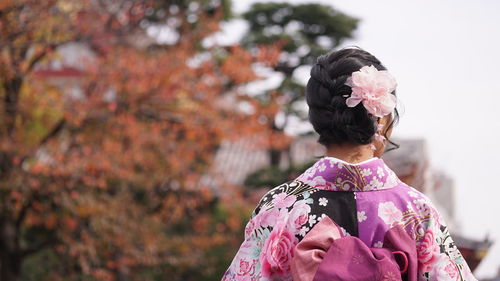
<box><xmin>0</xmin><ymin>0</ymin><xmax>499</xmax><ymax>280</ymax></box>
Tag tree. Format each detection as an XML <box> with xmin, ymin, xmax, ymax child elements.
<box><xmin>241</xmin><ymin>2</ymin><xmax>358</xmax><ymax>168</ymax></box>
<box><xmin>0</xmin><ymin>1</ymin><xmax>280</xmax><ymax>280</ymax></box>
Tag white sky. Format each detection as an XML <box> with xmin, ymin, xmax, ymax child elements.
<box><xmin>221</xmin><ymin>0</ymin><xmax>500</xmax><ymax>277</ymax></box>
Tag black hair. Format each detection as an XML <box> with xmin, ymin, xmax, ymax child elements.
<box><xmin>306</xmin><ymin>47</ymin><xmax>399</xmax><ymax>149</ymax></box>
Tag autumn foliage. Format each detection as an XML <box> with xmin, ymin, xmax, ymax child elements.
<box><xmin>0</xmin><ymin>1</ymin><xmax>283</xmax><ymax>280</ymax></box>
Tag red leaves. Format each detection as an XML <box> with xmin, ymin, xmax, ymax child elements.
<box><xmin>221</xmin><ymin>45</ymin><xmax>259</xmax><ymax>84</ymax></box>
<box><xmin>0</xmin><ymin>1</ymin><xmax>287</xmax><ymax>279</ymax></box>
<box><xmin>256</xmin><ymin>43</ymin><xmax>283</xmax><ymax>67</ymax></box>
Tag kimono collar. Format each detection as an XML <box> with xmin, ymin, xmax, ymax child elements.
<box><xmin>296</xmin><ymin>156</ymin><xmax>400</xmax><ymax>192</ymax></box>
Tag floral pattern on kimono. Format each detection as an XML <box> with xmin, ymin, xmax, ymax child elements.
<box><xmin>222</xmin><ymin>157</ymin><xmax>476</xmax><ymax>281</ymax></box>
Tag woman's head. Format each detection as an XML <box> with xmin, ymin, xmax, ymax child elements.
<box><xmin>306</xmin><ymin>47</ymin><xmax>399</xmax><ymax>151</ymax></box>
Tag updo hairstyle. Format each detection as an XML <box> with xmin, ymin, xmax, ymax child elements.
<box><xmin>306</xmin><ymin>47</ymin><xmax>399</xmax><ymax>148</ymax></box>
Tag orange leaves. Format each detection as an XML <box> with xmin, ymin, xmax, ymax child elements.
<box><xmin>0</xmin><ymin>1</ymin><xmax>289</xmax><ymax>280</ymax></box>
<box><xmin>90</xmin><ymin>268</ymin><xmax>115</xmax><ymax>281</ymax></box>
<box><xmin>0</xmin><ymin>0</ymin><xmax>14</xmax><ymax>10</ymax></box>
<box><xmin>221</xmin><ymin>45</ymin><xmax>259</xmax><ymax>84</ymax></box>
<box><xmin>44</xmin><ymin>214</ymin><xmax>58</xmax><ymax>229</ymax></box>
<box><xmin>76</xmin><ymin>203</ymin><xmax>102</xmax><ymax>219</ymax></box>
<box><xmin>5</xmin><ymin>79</ymin><xmax>65</xmax><ymax>153</ymax></box>
<box><xmin>193</xmin><ymin>216</ymin><xmax>210</xmax><ymax>234</ymax></box>
<box><xmin>63</xmin><ymin>217</ymin><xmax>78</xmax><ymax>230</ymax></box>
<box><xmin>256</xmin><ymin>43</ymin><xmax>283</xmax><ymax>67</ymax></box>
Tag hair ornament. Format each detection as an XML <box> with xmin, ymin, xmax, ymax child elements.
<box><xmin>344</xmin><ymin>65</ymin><xmax>397</xmax><ymax>118</ymax></box>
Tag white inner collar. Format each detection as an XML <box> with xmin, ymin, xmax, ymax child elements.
<box><xmin>323</xmin><ymin>156</ymin><xmax>379</xmax><ymax>165</ymax></box>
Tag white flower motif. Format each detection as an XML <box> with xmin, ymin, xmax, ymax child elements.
<box><xmin>357</xmin><ymin>211</ymin><xmax>367</xmax><ymax>222</ymax></box>
<box><xmin>360</xmin><ymin>168</ymin><xmax>372</xmax><ymax>176</ymax></box>
<box><xmin>308</xmin><ymin>215</ymin><xmax>317</xmax><ymax>226</ymax></box>
<box><xmin>300</xmin><ymin>167</ymin><xmax>316</xmax><ymax>180</ymax></box>
<box><xmin>385</xmin><ymin>170</ymin><xmax>400</xmax><ymax>188</ymax></box>
<box><xmin>318</xmin><ymin>197</ymin><xmax>328</xmax><ymax>206</ymax></box>
<box><xmin>377</xmin><ymin>167</ymin><xmax>385</xmax><ymax>178</ymax></box>
<box><xmin>369</xmin><ymin>177</ymin><xmax>383</xmax><ymax>190</ymax></box>
<box><xmin>340</xmin><ymin>227</ymin><xmax>350</xmax><ymax>236</ymax></box>
<box><xmin>320</xmin><ymin>213</ymin><xmax>328</xmax><ymax>219</ymax></box>
<box><xmin>378</xmin><ymin>201</ymin><xmax>403</xmax><ymax>225</ymax></box>
<box><xmin>363</xmin><ymin>184</ymin><xmax>373</xmax><ymax>191</ymax></box>
<box><xmin>406</xmin><ymin>202</ymin><xmax>414</xmax><ymax>212</ymax></box>
<box><xmin>363</xmin><ymin>183</ymin><xmax>374</xmax><ymax>191</ymax></box>
<box><xmin>408</xmin><ymin>190</ymin><xmax>419</xmax><ymax>198</ymax></box>
<box><xmin>373</xmin><ymin>241</ymin><xmax>383</xmax><ymax>248</ymax></box>
<box><xmin>309</xmin><ymin>176</ymin><xmax>333</xmax><ymax>190</ymax></box>
<box><xmin>337</xmin><ymin>162</ymin><xmax>344</xmax><ymax>169</ymax></box>
<box><xmin>413</xmin><ymin>199</ymin><xmax>431</xmax><ymax>216</ymax></box>
<box><xmin>318</xmin><ymin>163</ymin><xmax>326</xmax><ymax>172</ymax></box>
<box><xmin>299</xmin><ymin>226</ymin><xmax>310</xmax><ymax>237</ymax></box>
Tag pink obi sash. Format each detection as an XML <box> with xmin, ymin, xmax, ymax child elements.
<box><xmin>291</xmin><ymin>217</ymin><xmax>418</xmax><ymax>281</ymax></box>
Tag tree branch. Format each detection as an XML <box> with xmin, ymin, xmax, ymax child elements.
<box><xmin>4</xmin><ymin>76</ymin><xmax>23</xmax><ymax>135</ymax></box>
<box><xmin>39</xmin><ymin>119</ymin><xmax>66</xmax><ymax>146</ymax></box>
<box><xmin>273</xmin><ymin>64</ymin><xmax>298</xmax><ymax>77</ymax></box>
<box><xmin>15</xmin><ymin>197</ymin><xmax>33</xmax><ymax>230</ymax></box>
<box><xmin>20</xmin><ymin>236</ymin><xmax>56</xmax><ymax>258</ymax></box>
<box><xmin>19</xmin><ymin>118</ymin><xmax>66</xmax><ymax>166</ymax></box>
<box><xmin>26</xmin><ymin>46</ymin><xmax>53</xmax><ymax>72</ymax></box>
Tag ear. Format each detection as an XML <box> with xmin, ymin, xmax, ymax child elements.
<box><xmin>379</xmin><ymin>114</ymin><xmax>394</xmax><ymax>139</ymax></box>
<box><xmin>377</xmin><ymin>115</ymin><xmax>391</xmax><ymax>131</ymax></box>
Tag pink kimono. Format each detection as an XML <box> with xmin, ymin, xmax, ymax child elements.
<box><xmin>222</xmin><ymin>157</ymin><xmax>476</xmax><ymax>281</ymax></box>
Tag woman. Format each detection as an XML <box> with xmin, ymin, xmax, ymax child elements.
<box><xmin>222</xmin><ymin>48</ymin><xmax>476</xmax><ymax>281</ymax></box>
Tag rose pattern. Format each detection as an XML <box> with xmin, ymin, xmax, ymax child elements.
<box><xmin>287</xmin><ymin>200</ymin><xmax>310</xmax><ymax>231</ymax></box>
<box><xmin>430</xmin><ymin>255</ymin><xmax>461</xmax><ymax>281</ymax></box>
<box><xmin>444</xmin><ymin>261</ymin><xmax>460</xmax><ymax>280</ymax></box>
<box><xmin>244</xmin><ymin>219</ymin><xmax>255</xmax><ymax>240</ymax></box>
<box><xmin>222</xmin><ymin>157</ymin><xmax>476</xmax><ymax>281</ymax></box>
<box><xmin>259</xmin><ymin>221</ymin><xmax>297</xmax><ymax>278</ymax></box>
<box><xmin>272</xmin><ymin>193</ymin><xmax>296</xmax><ymax>209</ymax></box>
<box><xmin>417</xmin><ymin>230</ymin><xmax>440</xmax><ymax>272</ymax></box>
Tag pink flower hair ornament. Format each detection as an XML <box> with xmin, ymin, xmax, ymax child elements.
<box><xmin>344</xmin><ymin>65</ymin><xmax>397</xmax><ymax>118</ymax></box>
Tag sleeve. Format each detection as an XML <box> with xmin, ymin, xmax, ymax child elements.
<box><xmin>222</xmin><ymin>185</ymin><xmax>306</xmax><ymax>281</ymax></box>
<box><xmin>221</xmin><ymin>208</ymin><xmax>262</xmax><ymax>281</ymax></box>
<box><xmin>415</xmin><ymin>198</ymin><xmax>477</xmax><ymax>281</ymax></box>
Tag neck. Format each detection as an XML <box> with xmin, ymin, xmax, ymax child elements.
<box><xmin>326</xmin><ymin>143</ymin><xmax>375</xmax><ymax>164</ymax></box>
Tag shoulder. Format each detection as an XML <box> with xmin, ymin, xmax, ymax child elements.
<box><xmin>252</xmin><ymin>180</ymin><xmax>316</xmax><ymax>216</ymax></box>
<box><xmin>389</xmin><ymin>183</ymin><xmax>449</xmax><ymax>240</ymax></box>
<box><xmin>243</xmin><ymin>180</ymin><xmax>318</xmax><ymax>242</ymax></box>
<box><xmin>387</xmin><ymin>182</ymin><xmax>441</xmax><ymax>214</ymax></box>
<box><xmin>400</xmin><ymin>184</ymin><xmax>442</xmax><ymax>221</ymax></box>
<box><xmin>394</xmin><ymin>188</ymin><xmax>475</xmax><ymax>279</ymax></box>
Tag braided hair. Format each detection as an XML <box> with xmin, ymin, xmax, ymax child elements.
<box><xmin>306</xmin><ymin>47</ymin><xmax>399</xmax><ymax>147</ymax></box>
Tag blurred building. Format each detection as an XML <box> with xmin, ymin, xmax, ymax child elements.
<box><xmin>209</xmin><ymin>135</ymin><xmax>323</xmax><ymax>186</ymax></box>
<box><xmin>382</xmin><ymin>138</ymin><xmax>492</xmax><ymax>272</ymax></box>
<box><xmin>34</xmin><ymin>42</ymin><xmax>93</xmax><ymax>99</ymax></box>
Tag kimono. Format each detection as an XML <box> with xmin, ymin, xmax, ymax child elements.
<box><xmin>222</xmin><ymin>157</ymin><xmax>476</xmax><ymax>281</ymax></box>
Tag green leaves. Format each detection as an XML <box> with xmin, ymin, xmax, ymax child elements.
<box><xmin>242</xmin><ymin>2</ymin><xmax>359</xmax><ymax>55</ymax></box>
